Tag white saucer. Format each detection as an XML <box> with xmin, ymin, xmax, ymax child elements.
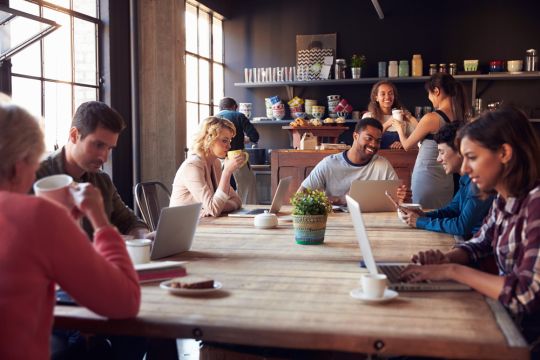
<box><xmin>350</xmin><ymin>288</ymin><xmax>398</xmax><ymax>303</ymax></box>
<box><xmin>160</xmin><ymin>280</ymin><xmax>222</xmax><ymax>295</ymax></box>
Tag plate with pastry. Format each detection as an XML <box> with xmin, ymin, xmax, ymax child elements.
<box><xmin>160</xmin><ymin>275</ymin><xmax>222</xmax><ymax>295</ymax></box>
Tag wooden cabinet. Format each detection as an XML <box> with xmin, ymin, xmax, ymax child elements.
<box><xmin>271</xmin><ymin>149</ymin><xmax>418</xmax><ymax>203</ymax></box>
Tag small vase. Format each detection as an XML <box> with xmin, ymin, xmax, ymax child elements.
<box><xmin>351</xmin><ymin>67</ymin><xmax>362</xmax><ymax>79</ymax></box>
<box><xmin>292</xmin><ymin>214</ymin><xmax>328</xmax><ymax>245</ymax></box>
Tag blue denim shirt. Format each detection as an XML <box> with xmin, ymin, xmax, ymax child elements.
<box><xmin>415</xmin><ymin>174</ymin><xmax>494</xmax><ymax>239</ymax></box>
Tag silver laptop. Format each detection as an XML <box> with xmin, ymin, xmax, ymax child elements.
<box><xmin>346</xmin><ymin>195</ymin><xmax>470</xmax><ymax>291</ymax></box>
<box><xmin>150</xmin><ymin>202</ymin><xmax>202</xmax><ymax>260</ymax></box>
<box><xmin>348</xmin><ymin>179</ymin><xmax>402</xmax><ymax>212</ymax></box>
<box><xmin>228</xmin><ymin>176</ymin><xmax>292</xmax><ymax>217</ymax></box>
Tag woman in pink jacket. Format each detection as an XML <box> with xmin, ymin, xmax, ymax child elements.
<box><xmin>170</xmin><ymin>116</ymin><xmax>244</xmax><ymax>217</ymax></box>
<box><xmin>0</xmin><ymin>94</ymin><xmax>140</xmax><ymax>359</ymax></box>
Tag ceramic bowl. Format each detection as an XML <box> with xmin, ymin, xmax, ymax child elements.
<box><xmin>254</xmin><ymin>211</ymin><xmax>278</xmax><ymax>229</ymax></box>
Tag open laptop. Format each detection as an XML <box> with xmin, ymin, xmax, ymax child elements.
<box><xmin>346</xmin><ymin>195</ymin><xmax>470</xmax><ymax>291</ymax></box>
<box><xmin>150</xmin><ymin>202</ymin><xmax>202</xmax><ymax>260</ymax></box>
<box><xmin>348</xmin><ymin>179</ymin><xmax>402</xmax><ymax>212</ymax></box>
<box><xmin>228</xmin><ymin>176</ymin><xmax>292</xmax><ymax>217</ymax></box>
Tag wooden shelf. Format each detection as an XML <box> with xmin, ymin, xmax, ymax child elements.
<box><xmin>235</xmin><ymin>72</ymin><xmax>540</xmax><ymax>101</ymax></box>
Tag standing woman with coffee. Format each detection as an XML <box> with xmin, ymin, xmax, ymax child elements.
<box><xmin>393</xmin><ymin>73</ymin><xmax>468</xmax><ymax>209</ymax></box>
<box><xmin>363</xmin><ymin>80</ymin><xmax>417</xmax><ymax>149</ymax></box>
<box><xmin>401</xmin><ymin>107</ymin><xmax>540</xmax><ymax>357</ymax></box>
<box><xmin>0</xmin><ymin>94</ymin><xmax>140</xmax><ymax>358</ymax></box>
<box><xmin>170</xmin><ymin>116</ymin><xmax>244</xmax><ymax>217</ymax></box>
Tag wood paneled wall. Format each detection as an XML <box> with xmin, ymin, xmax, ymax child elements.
<box><xmin>137</xmin><ymin>0</ymin><xmax>186</xmax><ymax>190</ymax></box>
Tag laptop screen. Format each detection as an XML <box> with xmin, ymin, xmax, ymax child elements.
<box><xmin>346</xmin><ymin>195</ymin><xmax>379</xmax><ymax>275</ymax></box>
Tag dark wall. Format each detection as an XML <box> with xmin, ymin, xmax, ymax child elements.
<box><xmin>224</xmin><ymin>0</ymin><xmax>540</xmax><ymax>121</ymax></box>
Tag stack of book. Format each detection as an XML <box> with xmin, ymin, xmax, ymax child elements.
<box><xmin>135</xmin><ymin>261</ymin><xmax>187</xmax><ymax>283</ymax></box>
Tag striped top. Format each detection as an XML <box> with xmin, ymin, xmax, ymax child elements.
<box><xmin>458</xmin><ymin>183</ymin><xmax>540</xmax><ymax>315</ymax></box>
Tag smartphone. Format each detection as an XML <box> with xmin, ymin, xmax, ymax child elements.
<box><xmin>56</xmin><ymin>289</ymin><xmax>78</xmax><ymax>306</ymax></box>
<box><xmin>384</xmin><ymin>190</ymin><xmax>401</xmax><ymax>210</ymax></box>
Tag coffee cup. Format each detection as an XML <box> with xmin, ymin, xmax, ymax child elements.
<box><xmin>33</xmin><ymin>174</ymin><xmax>75</xmax><ymax>210</ymax></box>
<box><xmin>227</xmin><ymin>150</ymin><xmax>249</xmax><ymax>167</ymax></box>
<box><xmin>126</xmin><ymin>239</ymin><xmax>152</xmax><ymax>264</ymax></box>
<box><xmin>397</xmin><ymin>203</ymin><xmax>423</xmax><ymax>223</ymax></box>
<box><xmin>392</xmin><ymin>108</ymin><xmax>403</xmax><ymax>121</ymax></box>
<box><xmin>361</xmin><ymin>273</ymin><xmax>388</xmax><ymax>299</ymax></box>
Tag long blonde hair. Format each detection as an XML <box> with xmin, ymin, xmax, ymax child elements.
<box><xmin>0</xmin><ymin>93</ymin><xmax>45</xmax><ymax>182</ymax></box>
<box><xmin>191</xmin><ymin>116</ymin><xmax>236</xmax><ymax>157</ymax></box>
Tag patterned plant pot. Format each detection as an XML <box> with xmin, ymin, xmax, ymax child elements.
<box><xmin>292</xmin><ymin>214</ymin><xmax>328</xmax><ymax>245</ymax></box>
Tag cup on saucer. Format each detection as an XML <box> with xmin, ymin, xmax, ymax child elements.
<box><xmin>361</xmin><ymin>273</ymin><xmax>388</xmax><ymax>299</ymax></box>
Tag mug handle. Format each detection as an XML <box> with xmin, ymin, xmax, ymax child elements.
<box><xmin>242</xmin><ymin>152</ymin><xmax>249</xmax><ymax>167</ymax></box>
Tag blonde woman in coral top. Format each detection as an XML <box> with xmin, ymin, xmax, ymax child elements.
<box><xmin>170</xmin><ymin>116</ymin><xmax>244</xmax><ymax>217</ymax></box>
<box><xmin>0</xmin><ymin>94</ymin><xmax>140</xmax><ymax>360</ymax></box>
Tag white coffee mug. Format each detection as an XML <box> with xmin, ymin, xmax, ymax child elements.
<box><xmin>33</xmin><ymin>174</ymin><xmax>75</xmax><ymax>210</ymax></box>
<box><xmin>392</xmin><ymin>108</ymin><xmax>403</xmax><ymax>121</ymax></box>
<box><xmin>361</xmin><ymin>273</ymin><xmax>388</xmax><ymax>299</ymax></box>
<box><xmin>126</xmin><ymin>239</ymin><xmax>152</xmax><ymax>264</ymax></box>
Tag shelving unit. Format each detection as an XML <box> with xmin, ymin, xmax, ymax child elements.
<box><xmin>235</xmin><ymin>72</ymin><xmax>540</xmax><ymax>103</ymax></box>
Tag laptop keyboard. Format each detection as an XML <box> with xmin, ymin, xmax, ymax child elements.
<box><xmin>379</xmin><ymin>265</ymin><xmax>406</xmax><ymax>283</ymax></box>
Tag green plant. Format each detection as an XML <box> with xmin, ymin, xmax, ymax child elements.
<box><xmin>291</xmin><ymin>189</ymin><xmax>332</xmax><ymax>216</ymax></box>
<box><xmin>351</xmin><ymin>54</ymin><xmax>366</xmax><ymax>68</ymax></box>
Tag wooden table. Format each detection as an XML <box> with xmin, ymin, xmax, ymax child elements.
<box><xmin>54</xmin><ymin>210</ymin><xmax>528</xmax><ymax>359</ymax></box>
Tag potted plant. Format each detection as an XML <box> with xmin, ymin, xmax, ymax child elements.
<box><xmin>291</xmin><ymin>188</ymin><xmax>332</xmax><ymax>245</ymax></box>
<box><xmin>350</xmin><ymin>54</ymin><xmax>366</xmax><ymax>79</ymax></box>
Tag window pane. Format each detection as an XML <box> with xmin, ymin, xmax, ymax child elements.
<box><xmin>186</xmin><ymin>55</ymin><xmax>198</xmax><ymax>102</ymax></box>
<box><xmin>199</xmin><ymin>104</ymin><xmax>210</xmax><ymax>121</ymax></box>
<box><xmin>44</xmin><ymin>82</ymin><xmax>72</xmax><ymax>151</ymax></box>
<box><xmin>11</xmin><ymin>42</ymin><xmax>41</xmax><ymax>77</ymax></box>
<box><xmin>46</xmin><ymin>0</ymin><xmax>70</xmax><ymax>9</ymax></box>
<box><xmin>9</xmin><ymin>0</ymin><xmax>39</xmax><ymax>15</ymax></box>
<box><xmin>212</xmin><ymin>105</ymin><xmax>219</xmax><ymax>116</ymax></box>
<box><xmin>212</xmin><ymin>18</ymin><xmax>223</xmax><ymax>62</ymax></box>
<box><xmin>74</xmin><ymin>19</ymin><xmax>97</xmax><ymax>85</ymax></box>
<box><xmin>186</xmin><ymin>102</ymin><xmax>199</xmax><ymax>145</ymax></box>
<box><xmin>198</xmin><ymin>11</ymin><xmax>210</xmax><ymax>58</ymax></box>
<box><xmin>73</xmin><ymin>0</ymin><xmax>98</xmax><ymax>18</ymax></box>
<box><xmin>198</xmin><ymin>58</ymin><xmax>209</xmax><ymax>104</ymax></box>
<box><xmin>74</xmin><ymin>86</ymin><xmax>97</xmax><ymax>109</ymax></box>
<box><xmin>185</xmin><ymin>3</ymin><xmax>197</xmax><ymax>53</ymax></box>
<box><xmin>213</xmin><ymin>63</ymin><xmax>223</xmax><ymax>105</ymax></box>
<box><xmin>11</xmin><ymin>77</ymin><xmax>42</xmax><ymax>119</ymax></box>
<box><xmin>43</xmin><ymin>9</ymin><xmax>72</xmax><ymax>81</ymax></box>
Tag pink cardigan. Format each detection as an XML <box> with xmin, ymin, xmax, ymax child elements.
<box><xmin>170</xmin><ymin>154</ymin><xmax>242</xmax><ymax>217</ymax></box>
<box><xmin>0</xmin><ymin>192</ymin><xmax>140</xmax><ymax>360</ymax></box>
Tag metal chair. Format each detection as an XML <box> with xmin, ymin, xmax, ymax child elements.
<box><xmin>134</xmin><ymin>181</ymin><xmax>171</xmax><ymax>231</ymax></box>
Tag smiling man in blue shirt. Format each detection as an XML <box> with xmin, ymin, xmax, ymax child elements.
<box><xmin>401</xmin><ymin>122</ymin><xmax>494</xmax><ymax>240</ymax></box>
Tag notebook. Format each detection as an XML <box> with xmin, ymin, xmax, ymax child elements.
<box><xmin>346</xmin><ymin>195</ymin><xmax>470</xmax><ymax>291</ymax></box>
<box><xmin>228</xmin><ymin>176</ymin><xmax>293</xmax><ymax>217</ymax></box>
<box><xmin>348</xmin><ymin>179</ymin><xmax>403</xmax><ymax>212</ymax></box>
<box><xmin>150</xmin><ymin>202</ymin><xmax>202</xmax><ymax>260</ymax></box>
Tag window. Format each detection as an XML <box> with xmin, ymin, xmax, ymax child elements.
<box><xmin>185</xmin><ymin>1</ymin><xmax>223</xmax><ymax>144</ymax></box>
<box><xmin>9</xmin><ymin>0</ymin><xmax>99</xmax><ymax>152</ymax></box>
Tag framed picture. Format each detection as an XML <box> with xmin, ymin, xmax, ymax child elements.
<box><xmin>296</xmin><ymin>33</ymin><xmax>337</xmax><ymax>80</ymax></box>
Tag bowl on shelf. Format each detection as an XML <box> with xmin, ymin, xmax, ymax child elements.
<box><xmin>463</xmin><ymin>59</ymin><xmax>478</xmax><ymax>72</ymax></box>
<box><xmin>507</xmin><ymin>60</ymin><xmax>523</xmax><ymax>73</ymax></box>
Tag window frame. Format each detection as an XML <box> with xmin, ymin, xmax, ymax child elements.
<box><xmin>184</xmin><ymin>0</ymin><xmax>224</xmax><ymax>141</ymax></box>
<box><xmin>10</xmin><ymin>0</ymin><xmax>100</xmax><ymax>150</ymax></box>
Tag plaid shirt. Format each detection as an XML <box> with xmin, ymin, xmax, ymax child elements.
<box><xmin>457</xmin><ymin>184</ymin><xmax>540</xmax><ymax>315</ymax></box>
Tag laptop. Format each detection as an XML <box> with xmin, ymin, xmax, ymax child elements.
<box><xmin>348</xmin><ymin>179</ymin><xmax>402</xmax><ymax>212</ymax></box>
<box><xmin>345</xmin><ymin>195</ymin><xmax>470</xmax><ymax>291</ymax></box>
<box><xmin>150</xmin><ymin>202</ymin><xmax>202</xmax><ymax>260</ymax></box>
<box><xmin>228</xmin><ymin>176</ymin><xmax>293</xmax><ymax>217</ymax></box>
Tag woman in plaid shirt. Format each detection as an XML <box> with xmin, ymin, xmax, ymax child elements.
<box><xmin>401</xmin><ymin>107</ymin><xmax>540</xmax><ymax>354</ymax></box>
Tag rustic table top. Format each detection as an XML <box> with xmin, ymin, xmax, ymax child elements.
<box><xmin>54</xmin><ymin>210</ymin><xmax>528</xmax><ymax>359</ymax></box>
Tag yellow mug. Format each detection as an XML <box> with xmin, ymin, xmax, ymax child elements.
<box><xmin>227</xmin><ymin>150</ymin><xmax>249</xmax><ymax>167</ymax></box>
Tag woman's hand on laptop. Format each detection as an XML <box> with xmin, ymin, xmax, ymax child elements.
<box><xmin>411</xmin><ymin>249</ymin><xmax>450</xmax><ymax>265</ymax></box>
